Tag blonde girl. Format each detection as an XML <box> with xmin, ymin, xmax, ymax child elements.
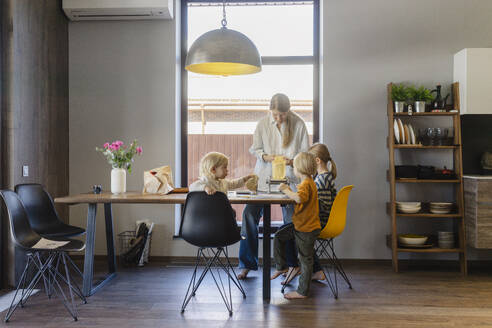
<box><xmin>189</xmin><ymin>152</ymin><xmax>256</xmax><ymax>195</ymax></box>
<box><xmin>308</xmin><ymin>143</ymin><xmax>337</xmax><ymax>228</ymax></box>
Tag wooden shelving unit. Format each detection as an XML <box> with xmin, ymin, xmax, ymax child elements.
<box><xmin>387</xmin><ymin>82</ymin><xmax>467</xmax><ymax>274</ymax></box>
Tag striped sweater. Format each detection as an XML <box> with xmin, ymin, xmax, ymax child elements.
<box><xmin>314</xmin><ymin>172</ymin><xmax>337</xmax><ymax>228</ymax></box>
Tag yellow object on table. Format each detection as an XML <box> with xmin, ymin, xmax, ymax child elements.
<box><xmin>272</xmin><ymin>156</ymin><xmax>286</xmax><ymax>180</ymax></box>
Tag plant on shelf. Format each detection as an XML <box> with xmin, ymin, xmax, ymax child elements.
<box><xmin>391</xmin><ymin>83</ymin><xmax>409</xmax><ymax>113</ymax></box>
<box><xmin>96</xmin><ymin>140</ymin><xmax>143</xmax><ymax>194</ymax></box>
<box><xmin>408</xmin><ymin>85</ymin><xmax>433</xmax><ymax>113</ymax></box>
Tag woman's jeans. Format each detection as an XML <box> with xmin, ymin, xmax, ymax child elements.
<box><xmin>239</xmin><ymin>204</ymin><xmax>297</xmax><ymax>270</ymax></box>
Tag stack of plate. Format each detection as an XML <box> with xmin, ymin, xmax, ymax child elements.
<box><xmin>396</xmin><ymin>201</ymin><xmax>421</xmax><ymax>214</ymax></box>
<box><xmin>438</xmin><ymin>231</ymin><xmax>455</xmax><ymax>248</ymax></box>
<box><xmin>393</xmin><ymin>119</ymin><xmax>417</xmax><ymax>145</ymax></box>
<box><xmin>429</xmin><ymin>202</ymin><xmax>453</xmax><ymax>214</ymax></box>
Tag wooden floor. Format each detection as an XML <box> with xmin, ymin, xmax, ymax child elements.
<box><xmin>2</xmin><ymin>261</ymin><xmax>492</xmax><ymax>327</ymax></box>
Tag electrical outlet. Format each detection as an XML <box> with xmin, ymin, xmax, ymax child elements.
<box><xmin>22</xmin><ymin>165</ymin><xmax>29</xmax><ymax>177</ymax></box>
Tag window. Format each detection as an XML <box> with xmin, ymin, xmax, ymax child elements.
<box><xmin>181</xmin><ymin>0</ymin><xmax>319</xmax><ymax>221</ymax></box>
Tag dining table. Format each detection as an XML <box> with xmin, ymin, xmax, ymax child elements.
<box><xmin>54</xmin><ymin>191</ymin><xmax>295</xmax><ymax>301</ymax></box>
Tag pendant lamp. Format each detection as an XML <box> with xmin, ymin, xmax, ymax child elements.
<box><xmin>185</xmin><ymin>1</ymin><xmax>262</xmax><ymax>76</ymax></box>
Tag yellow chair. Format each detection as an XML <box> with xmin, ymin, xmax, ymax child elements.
<box><xmin>316</xmin><ymin>185</ymin><xmax>354</xmax><ymax>299</ymax></box>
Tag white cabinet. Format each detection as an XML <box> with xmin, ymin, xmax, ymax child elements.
<box><xmin>453</xmin><ymin>48</ymin><xmax>492</xmax><ymax>115</ymax></box>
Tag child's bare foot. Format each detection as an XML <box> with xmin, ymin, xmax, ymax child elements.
<box><xmin>284</xmin><ymin>291</ymin><xmax>308</xmax><ymax>299</ymax></box>
<box><xmin>281</xmin><ymin>267</ymin><xmax>301</xmax><ymax>285</ymax></box>
<box><xmin>237</xmin><ymin>269</ymin><xmax>250</xmax><ymax>280</ymax></box>
<box><xmin>311</xmin><ymin>270</ymin><xmax>326</xmax><ymax>281</ymax></box>
<box><xmin>270</xmin><ymin>269</ymin><xmax>288</xmax><ymax>280</ymax></box>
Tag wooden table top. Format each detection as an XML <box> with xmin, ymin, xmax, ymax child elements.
<box><xmin>54</xmin><ymin>191</ymin><xmax>295</xmax><ymax>205</ymax></box>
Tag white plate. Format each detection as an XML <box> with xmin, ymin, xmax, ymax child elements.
<box><xmin>397</xmin><ymin>119</ymin><xmax>405</xmax><ymax>144</ymax></box>
<box><xmin>394</xmin><ymin>119</ymin><xmax>400</xmax><ymax>144</ymax></box>
<box><xmin>430</xmin><ymin>209</ymin><xmax>452</xmax><ymax>214</ymax></box>
<box><xmin>409</xmin><ymin>124</ymin><xmax>416</xmax><ymax>144</ymax></box>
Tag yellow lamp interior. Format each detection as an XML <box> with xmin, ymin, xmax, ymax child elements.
<box><xmin>185</xmin><ymin>62</ymin><xmax>261</xmax><ymax>76</ymax></box>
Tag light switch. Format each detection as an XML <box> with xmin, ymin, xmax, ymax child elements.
<box><xmin>22</xmin><ymin>165</ymin><xmax>29</xmax><ymax>177</ymax></box>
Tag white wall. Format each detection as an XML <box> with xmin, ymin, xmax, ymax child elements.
<box><xmin>69</xmin><ymin>17</ymin><xmax>196</xmax><ymax>256</ymax></box>
<box><xmin>69</xmin><ymin>0</ymin><xmax>492</xmax><ymax>259</ymax></box>
<box><xmin>322</xmin><ymin>0</ymin><xmax>492</xmax><ymax>260</ymax></box>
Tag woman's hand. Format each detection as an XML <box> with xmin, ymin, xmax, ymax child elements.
<box><xmin>205</xmin><ymin>186</ymin><xmax>217</xmax><ymax>195</ymax></box>
<box><xmin>284</xmin><ymin>158</ymin><xmax>293</xmax><ymax>166</ymax></box>
<box><xmin>262</xmin><ymin>154</ymin><xmax>276</xmax><ymax>162</ymax></box>
<box><xmin>279</xmin><ymin>183</ymin><xmax>290</xmax><ymax>192</ymax></box>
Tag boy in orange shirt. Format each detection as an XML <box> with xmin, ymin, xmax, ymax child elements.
<box><xmin>271</xmin><ymin>152</ymin><xmax>320</xmax><ymax>299</ymax></box>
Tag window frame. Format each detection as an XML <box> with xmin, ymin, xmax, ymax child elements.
<box><xmin>180</xmin><ymin>0</ymin><xmax>320</xmax><ymax>186</ymax></box>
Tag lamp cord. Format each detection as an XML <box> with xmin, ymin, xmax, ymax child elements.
<box><xmin>221</xmin><ymin>0</ymin><xmax>227</xmax><ymax>28</ymax></box>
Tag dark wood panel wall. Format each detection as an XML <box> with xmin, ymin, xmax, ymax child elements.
<box><xmin>1</xmin><ymin>0</ymin><xmax>69</xmax><ymax>286</ymax></box>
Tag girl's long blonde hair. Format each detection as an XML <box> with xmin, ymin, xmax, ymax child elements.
<box><xmin>270</xmin><ymin>93</ymin><xmax>295</xmax><ymax>148</ymax></box>
<box><xmin>199</xmin><ymin>152</ymin><xmax>228</xmax><ymax>180</ymax></box>
<box><xmin>308</xmin><ymin>143</ymin><xmax>337</xmax><ymax>179</ymax></box>
<box><xmin>293</xmin><ymin>152</ymin><xmax>317</xmax><ymax>177</ymax></box>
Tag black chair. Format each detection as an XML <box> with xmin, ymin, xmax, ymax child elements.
<box><xmin>15</xmin><ymin>184</ymin><xmax>85</xmax><ymax>238</ymax></box>
<box><xmin>15</xmin><ymin>183</ymin><xmax>86</xmax><ymax>289</ymax></box>
<box><xmin>0</xmin><ymin>190</ymin><xmax>86</xmax><ymax>322</ymax></box>
<box><xmin>179</xmin><ymin>192</ymin><xmax>245</xmax><ymax>315</ymax></box>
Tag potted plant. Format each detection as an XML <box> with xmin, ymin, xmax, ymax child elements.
<box><xmin>96</xmin><ymin>140</ymin><xmax>143</xmax><ymax>194</ymax></box>
<box><xmin>408</xmin><ymin>85</ymin><xmax>433</xmax><ymax>113</ymax></box>
<box><xmin>391</xmin><ymin>83</ymin><xmax>409</xmax><ymax>113</ymax></box>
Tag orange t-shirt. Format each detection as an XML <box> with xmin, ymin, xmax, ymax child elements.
<box><xmin>292</xmin><ymin>177</ymin><xmax>321</xmax><ymax>232</ymax></box>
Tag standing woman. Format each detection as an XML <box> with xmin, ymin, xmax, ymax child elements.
<box><xmin>238</xmin><ymin>93</ymin><xmax>310</xmax><ymax>279</ymax></box>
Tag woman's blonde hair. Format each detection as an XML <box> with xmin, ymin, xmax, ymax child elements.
<box><xmin>270</xmin><ymin>93</ymin><xmax>295</xmax><ymax>148</ymax></box>
<box><xmin>199</xmin><ymin>152</ymin><xmax>228</xmax><ymax>180</ymax></box>
<box><xmin>293</xmin><ymin>152</ymin><xmax>317</xmax><ymax>177</ymax></box>
<box><xmin>308</xmin><ymin>143</ymin><xmax>337</xmax><ymax>179</ymax></box>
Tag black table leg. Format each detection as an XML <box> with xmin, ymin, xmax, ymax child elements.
<box><xmin>262</xmin><ymin>204</ymin><xmax>271</xmax><ymax>301</ymax></box>
<box><xmin>82</xmin><ymin>203</ymin><xmax>117</xmax><ymax>297</ymax></box>
<box><xmin>83</xmin><ymin>204</ymin><xmax>97</xmax><ymax>297</ymax></box>
<box><xmin>104</xmin><ymin>203</ymin><xmax>116</xmax><ymax>274</ymax></box>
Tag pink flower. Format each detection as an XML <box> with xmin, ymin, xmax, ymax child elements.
<box><xmin>103</xmin><ymin>142</ymin><xmax>109</xmax><ymax>149</ymax></box>
<box><xmin>111</xmin><ymin>142</ymin><xmax>121</xmax><ymax>151</ymax></box>
<box><xmin>136</xmin><ymin>146</ymin><xmax>143</xmax><ymax>155</ymax></box>
<box><xmin>114</xmin><ymin>140</ymin><xmax>124</xmax><ymax>146</ymax></box>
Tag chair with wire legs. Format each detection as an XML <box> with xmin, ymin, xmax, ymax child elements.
<box><xmin>0</xmin><ymin>190</ymin><xmax>87</xmax><ymax>322</ymax></box>
<box><xmin>15</xmin><ymin>183</ymin><xmax>86</xmax><ymax>296</ymax></box>
<box><xmin>179</xmin><ymin>192</ymin><xmax>245</xmax><ymax>316</ymax></box>
<box><xmin>279</xmin><ymin>185</ymin><xmax>354</xmax><ymax>299</ymax></box>
<box><xmin>315</xmin><ymin>185</ymin><xmax>354</xmax><ymax>299</ymax></box>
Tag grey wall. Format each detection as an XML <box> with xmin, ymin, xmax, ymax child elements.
<box><xmin>69</xmin><ymin>0</ymin><xmax>492</xmax><ymax>259</ymax></box>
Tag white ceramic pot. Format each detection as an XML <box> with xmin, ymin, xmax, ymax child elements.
<box><xmin>111</xmin><ymin>168</ymin><xmax>126</xmax><ymax>194</ymax></box>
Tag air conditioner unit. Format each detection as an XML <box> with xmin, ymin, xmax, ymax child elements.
<box><xmin>63</xmin><ymin>0</ymin><xmax>173</xmax><ymax>21</ymax></box>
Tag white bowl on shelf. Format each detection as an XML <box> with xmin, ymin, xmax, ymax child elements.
<box><xmin>398</xmin><ymin>234</ymin><xmax>428</xmax><ymax>245</ymax></box>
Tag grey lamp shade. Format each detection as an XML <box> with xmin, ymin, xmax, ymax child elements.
<box><xmin>185</xmin><ymin>27</ymin><xmax>262</xmax><ymax>76</ymax></box>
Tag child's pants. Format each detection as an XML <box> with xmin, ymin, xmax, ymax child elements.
<box><xmin>274</xmin><ymin>225</ymin><xmax>320</xmax><ymax>296</ymax></box>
